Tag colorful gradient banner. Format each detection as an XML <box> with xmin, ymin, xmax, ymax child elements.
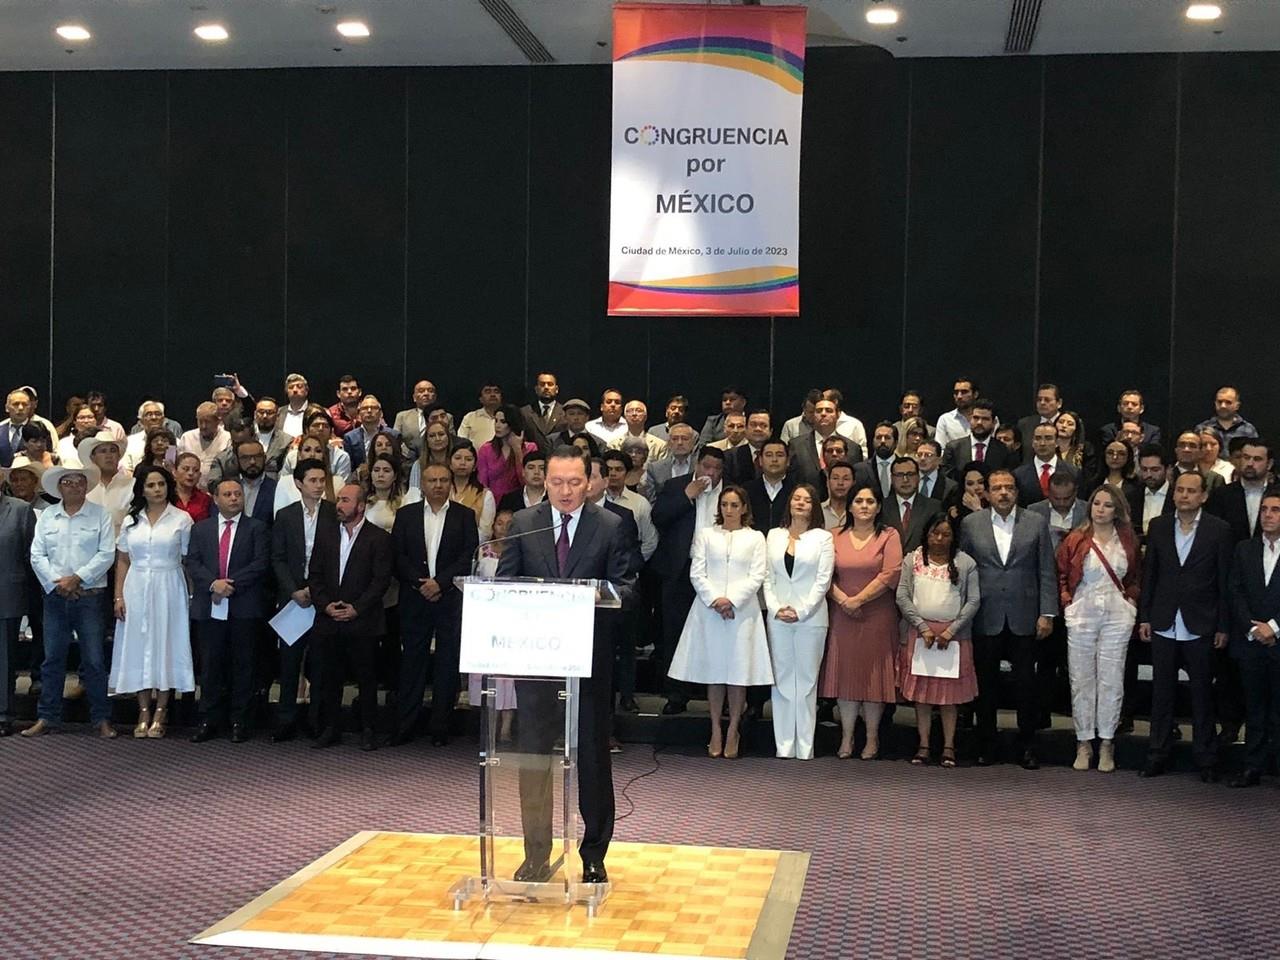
<box><xmin>608</xmin><ymin>4</ymin><xmax>805</xmax><ymax>316</ymax></box>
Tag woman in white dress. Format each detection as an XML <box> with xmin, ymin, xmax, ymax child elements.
<box><xmin>668</xmin><ymin>484</ymin><xmax>771</xmax><ymax>759</ymax></box>
<box><xmin>764</xmin><ymin>484</ymin><xmax>835</xmax><ymax>760</ymax></box>
<box><xmin>111</xmin><ymin>465</ymin><xmax>195</xmax><ymax>738</ymax></box>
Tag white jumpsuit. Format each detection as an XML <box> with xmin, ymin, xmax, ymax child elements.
<box><xmin>1063</xmin><ymin>536</ymin><xmax>1135</xmax><ymax>741</ymax></box>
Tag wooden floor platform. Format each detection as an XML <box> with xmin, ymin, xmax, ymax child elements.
<box><xmin>192</xmin><ymin>831</ymin><xmax>809</xmax><ymax>960</ymax></box>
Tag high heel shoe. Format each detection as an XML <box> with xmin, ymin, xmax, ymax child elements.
<box><xmin>708</xmin><ymin>728</ymin><xmax>723</xmax><ymax>758</ymax></box>
<box><xmin>837</xmin><ymin>743</ymin><xmax>854</xmax><ymax>759</ymax></box>
<box><xmin>860</xmin><ymin>742</ymin><xmax>880</xmax><ymax>761</ymax></box>
<box><xmin>724</xmin><ymin>728</ymin><xmax>740</xmax><ymax>760</ymax></box>
<box><xmin>147</xmin><ymin>707</ymin><xmax>167</xmax><ymax>739</ymax></box>
<box><xmin>134</xmin><ymin>709</ymin><xmax>152</xmax><ymax>739</ymax></box>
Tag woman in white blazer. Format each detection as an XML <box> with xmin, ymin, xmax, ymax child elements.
<box><xmin>764</xmin><ymin>483</ymin><xmax>835</xmax><ymax>759</ymax></box>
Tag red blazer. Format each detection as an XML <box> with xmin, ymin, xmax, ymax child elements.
<box><xmin>1056</xmin><ymin>526</ymin><xmax>1141</xmax><ymax>608</ymax></box>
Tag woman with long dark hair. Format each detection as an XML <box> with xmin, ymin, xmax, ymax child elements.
<box><xmin>1055</xmin><ymin>410</ymin><xmax>1096</xmax><ymax>478</ymax></box>
<box><xmin>820</xmin><ymin>482</ymin><xmax>903</xmax><ymax>759</ymax></box>
<box><xmin>895</xmin><ymin>514</ymin><xmax>980</xmax><ymax>767</ymax></box>
<box><xmin>477</xmin><ymin>405</ymin><xmax>537</xmax><ymax>504</ymax></box>
<box><xmin>943</xmin><ymin>462</ymin><xmax>988</xmax><ymax>526</ymax></box>
<box><xmin>1082</xmin><ymin>439</ymin><xmax>1140</xmax><ymax>503</ymax></box>
<box><xmin>110</xmin><ymin>465</ymin><xmax>195</xmax><ymax>738</ymax></box>
<box><xmin>447</xmin><ymin>438</ymin><xmax>496</xmax><ymax>540</ymax></box>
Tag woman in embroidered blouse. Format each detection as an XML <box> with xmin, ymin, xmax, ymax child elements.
<box><xmin>446</xmin><ymin>439</ymin><xmax>496</xmax><ymax>541</ymax></box>
<box><xmin>1056</xmin><ymin>483</ymin><xmax>1141</xmax><ymax>774</ymax></box>
<box><xmin>895</xmin><ymin>514</ymin><xmax>980</xmax><ymax>768</ymax></box>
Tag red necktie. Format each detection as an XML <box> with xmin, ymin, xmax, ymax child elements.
<box><xmin>1040</xmin><ymin>463</ymin><xmax>1051</xmax><ymax>496</ymax></box>
<box><xmin>218</xmin><ymin>519</ymin><xmax>233</xmax><ymax>578</ymax></box>
<box><xmin>901</xmin><ymin>499</ymin><xmax>912</xmax><ymax>529</ymax></box>
<box><xmin>556</xmin><ymin>513</ymin><xmax>572</xmax><ymax>576</ymax></box>
<box><xmin>974</xmin><ymin>441</ymin><xmax>985</xmax><ymax>462</ymax></box>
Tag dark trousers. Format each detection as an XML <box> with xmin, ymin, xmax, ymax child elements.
<box><xmin>515</xmin><ymin>633</ymin><xmax>615</xmax><ymax>866</ymax></box>
<box><xmin>1232</xmin><ymin>640</ymin><xmax>1280</xmax><ymax>771</ymax></box>
<box><xmin>377</xmin><ymin>605</ymin><xmax>401</xmax><ymax>690</ymax></box>
<box><xmin>1149</xmin><ymin>635</ymin><xmax>1217</xmax><ymax>768</ymax></box>
<box><xmin>660</xmin><ymin>569</ymin><xmax>697</xmax><ymax>701</ymax></box>
<box><xmin>613</xmin><ymin>608</ymin><xmax>636</xmax><ymax>700</ymax></box>
<box><xmin>276</xmin><ymin>630</ymin><xmax>314</xmax><ymax>728</ymax></box>
<box><xmin>973</xmin><ymin>626</ymin><xmax>1040</xmax><ymax>753</ymax></box>
<box><xmin>197</xmin><ymin>618</ymin><xmax>260</xmax><ymax>728</ymax></box>
<box><xmin>314</xmin><ymin>631</ymin><xmax>379</xmax><ymax>733</ymax></box>
<box><xmin>1037</xmin><ymin>616</ymin><xmax>1070</xmax><ymax>719</ymax></box>
<box><xmin>397</xmin><ymin>596</ymin><xmax>462</xmax><ymax>737</ymax></box>
<box><xmin>1213</xmin><ymin>645</ymin><xmax>1246</xmax><ymax>735</ymax></box>
<box><xmin>0</xmin><ymin>618</ymin><xmax>17</xmax><ymax>721</ymax></box>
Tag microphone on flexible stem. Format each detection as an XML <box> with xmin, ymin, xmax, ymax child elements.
<box><xmin>470</xmin><ymin>523</ymin><xmax>558</xmax><ymax>576</ymax></box>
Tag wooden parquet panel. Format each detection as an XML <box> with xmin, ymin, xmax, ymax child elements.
<box><xmin>193</xmin><ymin>831</ymin><xmax>807</xmax><ymax>960</ymax></box>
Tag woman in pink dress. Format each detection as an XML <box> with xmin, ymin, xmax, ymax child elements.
<box><xmin>476</xmin><ymin>405</ymin><xmax>537</xmax><ymax>504</ymax></box>
<box><xmin>820</xmin><ymin>481</ymin><xmax>903</xmax><ymax>759</ymax></box>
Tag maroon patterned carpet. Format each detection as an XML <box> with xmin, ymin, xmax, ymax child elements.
<box><xmin>1</xmin><ymin>727</ymin><xmax>1277</xmax><ymax>960</ymax></box>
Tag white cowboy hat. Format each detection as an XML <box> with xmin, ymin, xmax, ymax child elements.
<box><xmin>76</xmin><ymin>431</ymin><xmax>123</xmax><ymax>469</ymax></box>
<box><xmin>41</xmin><ymin>462</ymin><xmax>101</xmax><ymax>500</ymax></box>
<box><xmin>7</xmin><ymin>455</ymin><xmax>47</xmax><ymax>481</ymax></box>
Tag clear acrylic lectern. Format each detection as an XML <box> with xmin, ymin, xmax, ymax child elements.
<box><xmin>448</xmin><ymin>576</ymin><xmax>621</xmax><ymax>917</ymax></box>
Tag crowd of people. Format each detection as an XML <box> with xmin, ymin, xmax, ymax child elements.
<box><xmin>1</xmin><ymin>373</ymin><xmax>1277</xmax><ymax>788</ymax></box>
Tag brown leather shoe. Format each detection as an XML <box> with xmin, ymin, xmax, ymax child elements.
<box><xmin>20</xmin><ymin>719</ymin><xmax>51</xmax><ymax>737</ymax></box>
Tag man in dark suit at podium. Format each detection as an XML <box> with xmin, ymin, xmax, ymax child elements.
<box><xmin>496</xmin><ymin>447</ymin><xmax>633</xmax><ymax>885</ymax></box>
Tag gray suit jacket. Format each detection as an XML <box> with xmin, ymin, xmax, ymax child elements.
<box><xmin>393</xmin><ymin>407</ymin><xmax>427</xmax><ymax>457</ymax></box>
<box><xmin>0</xmin><ymin>496</ymin><xmax>37</xmax><ymax>619</ymax></box>
<box><xmin>519</xmin><ymin>402</ymin><xmax>566</xmax><ymax>454</ymax></box>
<box><xmin>643</xmin><ymin>456</ymin><xmax>696</xmax><ymax>504</ymax></box>
<box><xmin>958</xmin><ymin>507</ymin><xmax>1058</xmax><ymax>637</ymax></box>
<box><xmin>1027</xmin><ymin>498</ymin><xmax>1087</xmax><ymax>549</ymax></box>
<box><xmin>495</xmin><ymin>500</ymin><xmax>634</xmax><ymax>603</ymax></box>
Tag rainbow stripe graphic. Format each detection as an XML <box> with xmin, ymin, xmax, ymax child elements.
<box><xmin>617</xmin><ymin>36</ymin><xmax>803</xmax><ymax>93</ymax></box>
<box><xmin>608</xmin><ymin>266</ymin><xmax>799</xmax><ymax>316</ymax></box>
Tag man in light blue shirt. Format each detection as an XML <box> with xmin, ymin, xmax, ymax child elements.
<box><xmin>22</xmin><ymin>464</ymin><xmax>116</xmax><ymax>738</ymax></box>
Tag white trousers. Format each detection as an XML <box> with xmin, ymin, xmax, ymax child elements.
<box><xmin>768</xmin><ymin>621</ymin><xmax>827</xmax><ymax>759</ymax></box>
<box><xmin>1065</xmin><ymin>594</ymin><xmax>1135</xmax><ymax>741</ymax></box>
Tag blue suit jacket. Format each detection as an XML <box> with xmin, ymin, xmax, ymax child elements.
<box><xmin>184</xmin><ymin>514</ymin><xmax>272</xmax><ymax>620</ymax></box>
<box><xmin>343</xmin><ymin>425</ymin><xmax>401</xmax><ymax>471</ymax></box>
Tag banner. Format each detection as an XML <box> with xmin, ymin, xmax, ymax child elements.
<box><xmin>608</xmin><ymin>3</ymin><xmax>805</xmax><ymax>316</ymax></box>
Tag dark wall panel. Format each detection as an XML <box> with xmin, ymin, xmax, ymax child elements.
<box><xmin>776</xmin><ymin>48</ymin><xmax>908</xmax><ymax>426</ymax></box>
<box><xmin>1039</xmin><ymin>56</ymin><xmax>1177</xmax><ymax>442</ymax></box>
<box><xmin>285</xmin><ymin>69</ymin><xmax>406</xmax><ymax>412</ymax></box>
<box><xmin>0</xmin><ymin>74</ymin><xmax>52</xmax><ymax>404</ymax></box>
<box><xmin>405</xmin><ymin>67</ymin><xmax>528</xmax><ymax>415</ymax></box>
<box><xmin>167</xmin><ymin>70</ymin><xmax>287</xmax><ymax>424</ymax></box>
<box><xmin>903</xmin><ymin>58</ymin><xmax>1042</xmax><ymax>424</ymax></box>
<box><xmin>1174</xmin><ymin>54</ymin><xmax>1280</xmax><ymax>442</ymax></box>
<box><xmin>525</xmin><ymin>66</ymin><xmax>643</xmax><ymax>408</ymax></box>
<box><xmin>52</xmin><ymin>72</ymin><xmax>169</xmax><ymax>418</ymax></box>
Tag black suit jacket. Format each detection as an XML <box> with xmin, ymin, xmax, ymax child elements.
<box><xmin>271</xmin><ymin>499</ymin><xmax>338</xmax><ymax>606</ymax></box>
<box><xmin>1138</xmin><ymin>511</ymin><xmax>1233</xmax><ymax>638</ymax></box>
<box><xmin>880</xmin><ymin>493</ymin><xmax>943</xmax><ymax>553</ymax></box>
<box><xmin>600</xmin><ymin>500</ymin><xmax>644</xmax><ymax>577</ymax></box>
<box><xmin>651</xmin><ymin>479</ymin><xmax>702</xmax><ymax>578</ymax></box>
<box><xmin>941</xmin><ymin>435</ymin><xmax>1013</xmax><ymax>480</ymax></box>
<box><xmin>744</xmin><ymin>475</ymin><xmax>795</xmax><ymax>535</ymax></box>
<box><xmin>1013</xmin><ymin>460</ymin><xmax>1079</xmax><ymax>507</ymax></box>
<box><xmin>787</xmin><ymin>433</ymin><xmax>865</xmax><ymax>493</ymax></box>
<box><xmin>919</xmin><ymin>471</ymin><xmax>957</xmax><ymax>504</ymax></box>
<box><xmin>497</xmin><ymin>487</ymin><xmax>545</xmax><ymax>514</ymax></box>
<box><xmin>495</xmin><ymin>500</ymin><xmax>633</xmax><ymax>599</ymax></box>
<box><xmin>725</xmin><ymin>443</ymin><xmax>763</xmax><ymax>486</ymax></box>
<box><xmin>391</xmin><ymin>500</ymin><xmax>478</xmax><ymax>622</ymax></box>
<box><xmin>185</xmin><ymin>514</ymin><xmax>271</xmax><ymax>620</ymax></box>
<box><xmin>308</xmin><ymin>520</ymin><xmax>394</xmax><ymax>638</ymax></box>
<box><xmin>244</xmin><ymin>477</ymin><xmax>277</xmax><ymax>526</ymax></box>
<box><xmin>1206</xmin><ymin>481</ymin><xmax>1263</xmax><ymax>545</ymax></box>
<box><xmin>1228</xmin><ymin>537</ymin><xmax>1280</xmax><ymax>645</ymax></box>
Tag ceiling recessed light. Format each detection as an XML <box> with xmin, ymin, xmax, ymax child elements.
<box><xmin>866</xmin><ymin>7</ymin><xmax>900</xmax><ymax>26</ymax></box>
<box><xmin>55</xmin><ymin>24</ymin><xmax>91</xmax><ymax>41</ymax></box>
<box><xmin>194</xmin><ymin>23</ymin><xmax>229</xmax><ymax>41</ymax></box>
<box><xmin>1186</xmin><ymin>4</ymin><xmax>1221</xmax><ymax>20</ymax></box>
<box><xmin>336</xmin><ymin>21</ymin><xmax>370</xmax><ymax>38</ymax></box>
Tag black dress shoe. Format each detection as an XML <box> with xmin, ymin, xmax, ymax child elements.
<box><xmin>385</xmin><ymin>729</ymin><xmax>414</xmax><ymax>747</ymax></box>
<box><xmin>0</xmin><ymin>721</ymin><xmax>14</xmax><ymax>738</ymax></box>
<box><xmin>974</xmin><ymin>753</ymin><xmax>993</xmax><ymax>767</ymax></box>
<box><xmin>311</xmin><ymin>727</ymin><xmax>340</xmax><ymax>749</ymax></box>
<box><xmin>1229</xmin><ymin>768</ymin><xmax>1263</xmax><ymax>788</ymax></box>
<box><xmin>581</xmin><ymin>860</ymin><xmax>608</xmax><ymax>884</ymax></box>
<box><xmin>661</xmin><ymin>699</ymin><xmax>687</xmax><ymax>716</ymax></box>
<box><xmin>231</xmin><ymin>724</ymin><xmax>249</xmax><ymax>744</ymax></box>
<box><xmin>514</xmin><ymin>858</ymin><xmax>552</xmax><ymax>882</ymax></box>
<box><xmin>360</xmin><ymin>730</ymin><xmax>378</xmax><ymax>752</ymax></box>
<box><xmin>618</xmin><ymin>696</ymin><xmax>639</xmax><ymax>714</ymax></box>
<box><xmin>431</xmin><ymin>734</ymin><xmax>449</xmax><ymax>747</ymax></box>
<box><xmin>1138</xmin><ymin>760</ymin><xmax>1167</xmax><ymax>778</ymax></box>
<box><xmin>1199</xmin><ymin>766</ymin><xmax>1220</xmax><ymax>784</ymax></box>
<box><xmin>271</xmin><ymin>723</ymin><xmax>297</xmax><ymax>743</ymax></box>
<box><xmin>190</xmin><ymin>723</ymin><xmax>220</xmax><ymax>743</ymax></box>
<box><xmin>1019</xmin><ymin>750</ymin><xmax>1040</xmax><ymax>771</ymax></box>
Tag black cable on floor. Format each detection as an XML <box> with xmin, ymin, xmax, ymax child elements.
<box><xmin>613</xmin><ymin>743</ymin><xmax>664</xmax><ymax>823</ymax></box>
